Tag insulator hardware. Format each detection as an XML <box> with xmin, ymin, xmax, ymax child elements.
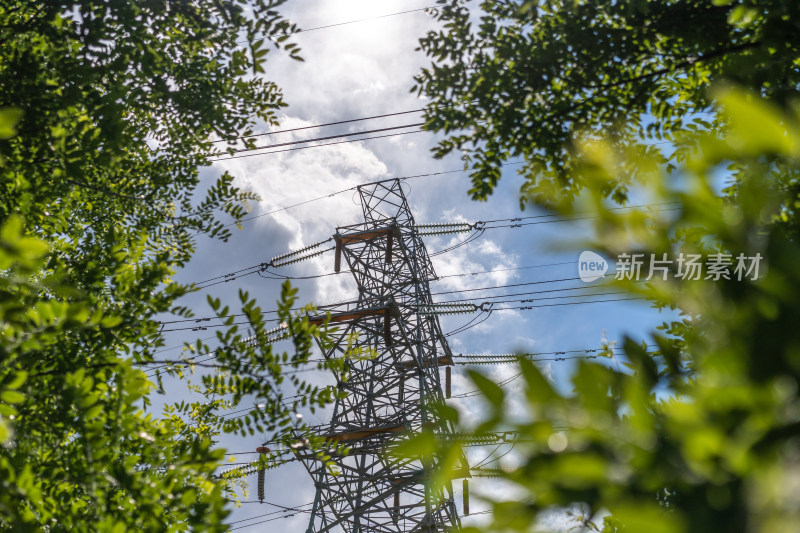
<box><xmin>457</xmin><ymin>359</ymin><xmax>517</xmax><ymax>365</ymax></box>
<box><xmin>392</xmin><ymin>492</ymin><xmax>400</xmax><ymax>525</ymax></box>
<box><xmin>469</xmin><ymin>467</ymin><xmax>504</xmax><ymax>478</ymax></box>
<box><xmin>417</xmin><ymin>303</ymin><xmax>477</xmax><ymax>315</ymax></box>
<box><xmin>242</xmin><ymin>323</ymin><xmax>290</xmax><ymax>347</ymax></box>
<box><xmin>384</xmin><ymin>312</ymin><xmax>392</xmax><ymax>347</ymax></box>
<box><xmin>215</xmin><ymin>450</ymin><xmax>286</xmax><ymax>479</ymax></box>
<box><xmin>445</xmin><ymin>366</ymin><xmax>451</xmax><ymax>399</ymax></box>
<box><xmin>334</xmin><ymin>236</ymin><xmax>342</xmax><ymax>273</ymax></box>
<box><xmin>385</xmin><ymin>232</ymin><xmax>393</xmax><ymax>264</ymax></box>
<box><xmin>257</xmin><ymin>446</ymin><xmax>270</xmax><ymax>502</ymax></box>
<box><xmin>458</xmin><ymin>353</ymin><xmax>516</xmax><ymax>358</ymax></box>
<box><xmin>414</xmin><ymin>222</ymin><xmax>473</xmax><ymax>236</ymax></box>
<box><xmin>269</xmin><ymin>239</ymin><xmax>330</xmax><ymax>265</ymax></box>
<box><xmin>414</xmin><ymin>223</ymin><xmax>467</xmax><ymax>228</ymax></box>
<box><xmin>271</xmin><ymin>247</ymin><xmax>328</xmax><ymax>268</ymax></box>
<box><xmin>463</xmin><ymin>479</ymin><xmax>469</xmax><ymax>516</ymax></box>
<box><xmin>454</xmin><ymin>352</ymin><xmax>530</xmax><ymax>366</ymax></box>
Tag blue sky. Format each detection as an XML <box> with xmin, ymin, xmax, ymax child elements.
<box><xmin>154</xmin><ymin>1</ymin><xmax>678</xmax><ymax>530</ymax></box>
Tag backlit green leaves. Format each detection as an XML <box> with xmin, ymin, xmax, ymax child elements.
<box><xmin>426</xmin><ymin>92</ymin><xmax>800</xmax><ymax>532</ymax></box>
<box><xmin>0</xmin><ymin>108</ymin><xmax>22</xmax><ymax>140</ymax></box>
<box><xmin>416</xmin><ymin>0</ymin><xmax>800</xmax><ymax>205</ymax></box>
<box><xmin>0</xmin><ymin>0</ymin><xmax>316</xmax><ymax>530</ymax></box>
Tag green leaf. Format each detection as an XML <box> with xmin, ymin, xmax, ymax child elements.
<box><xmin>391</xmin><ymin>430</ymin><xmax>437</xmax><ymax>459</ymax></box>
<box><xmin>0</xmin><ymin>417</ymin><xmax>12</xmax><ymax>444</ymax></box>
<box><xmin>100</xmin><ymin>314</ymin><xmax>123</xmax><ymax>328</ymax></box>
<box><xmin>1</xmin><ymin>390</ymin><xmax>25</xmax><ymax>404</ymax></box>
<box><xmin>519</xmin><ymin>356</ymin><xmax>557</xmax><ymax>404</ymax></box>
<box><xmin>0</xmin><ymin>107</ymin><xmax>22</xmax><ymax>139</ymax></box>
<box><xmin>466</xmin><ymin>369</ymin><xmax>505</xmax><ymax>410</ymax></box>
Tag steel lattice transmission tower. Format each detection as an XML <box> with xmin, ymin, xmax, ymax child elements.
<box><xmin>296</xmin><ymin>178</ymin><xmax>465</xmax><ymax>533</ymax></box>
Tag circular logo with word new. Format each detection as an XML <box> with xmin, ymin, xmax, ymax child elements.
<box><xmin>578</xmin><ymin>251</ymin><xmax>609</xmax><ymax>282</ymax></box>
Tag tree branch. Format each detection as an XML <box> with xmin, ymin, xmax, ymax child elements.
<box><xmin>591</xmin><ymin>41</ymin><xmax>761</xmax><ymax>91</ymax></box>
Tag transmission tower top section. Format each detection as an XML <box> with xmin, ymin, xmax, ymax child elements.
<box><xmin>292</xmin><ymin>178</ymin><xmax>462</xmax><ymax>533</ymax></box>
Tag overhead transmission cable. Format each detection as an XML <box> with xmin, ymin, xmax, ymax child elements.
<box><xmin>210</xmin><ymin>129</ymin><xmax>425</xmax><ymax>161</ymax></box>
<box><xmin>212</xmin><ymin>122</ymin><xmax>424</xmax><ymax>160</ymax></box>
<box><xmin>236</xmin><ymin>5</ymin><xmax>434</xmax><ymax>46</ymax></box>
<box><xmin>162</xmin><ymin>269</ymin><xmax>625</xmax><ymax>332</ymax></box>
<box><xmin>189</xmin><ymin>201</ymin><xmax>674</xmax><ymax>290</ymax></box>
<box><xmin>285</xmin><ymin>6</ymin><xmax>434</xmax><ymax>35</ymax></box>
<box><xmin>158</xmin><ymin>290</ymin><xmax>632</xmax><ymax>334</ymax></box>
<box><xmin>212</xmin><ymin>109</ymin><xmax>424</xmax><ymax>144</ymax></box>
<box><xmin>417</xmin><ymin>201</ymin><xmax>681</xmax><ymax>238</ymax></box>
<box><xmin>452</xmin><ymin>347</ymin><xmax>632</xmax><ymax>365</ymax></box>
<box><xmin>215</xmin><ymin>162</ymin><xmax>527</xmax><ymax>229</ymax></box>
<box><xmin>161</xmin><ymin>272</ymin><xmax>618</xmax><ymax>332</ymax></box>
<box><xmin>439</xmin><ymin>295</ymin><xmax>644</xmax><ymax>338</ymax></box>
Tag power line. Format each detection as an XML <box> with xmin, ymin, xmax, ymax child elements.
<box><xmin>206</xmin><ymin>164</ymin><xmax>669</xmax><ymax>237</ymax></box>
<box><xmin>494</xmin><ymin>296</ymin><xmax>644</xmax><ymax>312</ymax></box>
<box><xmin>288</xmin><ymin>6</ymin><xmax>433</xmax><ymax>35</ymax></box>
<box><xmin>159</xmin><ymin>288</ymin><xmax>620</xmax><ymax>334</ymax></box>
<box><xmin>256</xmin><ymin>259</ymin><xmax>573</xmax><ymax>282</ymax></box>
<box><xmin>214</xmin><ymin>346</ymin><xmax>627</xmax><ymax>423</ymax></box>
<box><xmin>164</xmin><ymin>261</ymin><xmax>577</xmax><ymax>326</ymax></box>
<box><xmin>227</xmin><ymin>500</ymin><xmax>314</xmax><ymax>530</ymax></box>
<box><xmin>430</xmin><ymin>275</ymin><xmax>608</xmax><ymax>297</ymax></box>
<box><xmin>185</xmin><ymin>200</ymin><xmax>676</xmax><ymax>292</ymax></box>
<box><xmin>211</xmin><ymin>128</ymin><xmax>426</xmax><ymax>161</ymax></box>
<box><xmin>418</xmin><ymin>201</ymin><xmax>681</xmax><ymax>236</ymax></box>
<box><xmin>213</xmin><ymin>122</ymin><xmax>424</xmax><ymax>159</ymax></box>
<box><xmin>480</xmin><ymin>207</ymin><xmax>681</xmax><ymax>230</ymax></box>
<box><xmin>216</xmin><ymin>162</ymin><xmax>527</xmax><ymax>228</ymax></box>
<box><xmin>236</xmin><ymin>5</ymin><xmax>434</xmax><ymax>46</ymax></box>
<box><xmin>213</xmin><ymin>109</ymin><xmax>424</xmax><ymax>144</ymax></box>
<box><xmin>429</xmin><ymin>227</ymin><xmax>485</xmax><ymax>256</ymax></box>
<box><xmin>160</xmin><ymin>273</ymin><xmax>607</xmax><ymax>331</ymax></box>
<box><xmin>434</xmin><ymin>283</ymin><xmax>626</xmax><ymax>306</ymax></box>
<box><xmin>436</xmin><ymin>260</ymin><xmax>572</xmax><ymax>279</ymax></box>
<box><xmin>228</xmin><ymin>507</ymin><xmax>306</xmax><ymax>526</ymax></box>
<box><xmin>439</xmin><ymin>295</ymin><xmax>644</xmax><ymax>337</ymax></box>
<box><xmin>159</xmin><ymin>268</ymin><xmax>611</xmax><ymax>330</ymax></box>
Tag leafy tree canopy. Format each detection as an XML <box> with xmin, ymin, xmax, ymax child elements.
<box><xmin>415</xmin><ymin>0</ymin><xmax>800</xmax><ymax>204</ymax></box>
<box><xmin>0</xmin><ymin>1</ymin><xmax>336</xmax><ymax>530</ymax></box>
<box><xmin>411</xmin><ymin>2</ymin><xmax>800</xmax><ymax>532</ymax></box>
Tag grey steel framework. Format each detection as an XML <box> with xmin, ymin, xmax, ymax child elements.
<box><xmin>295</xmin><ymin>179</ymin><xmax>463</xmax><ymax>533</ymax></box>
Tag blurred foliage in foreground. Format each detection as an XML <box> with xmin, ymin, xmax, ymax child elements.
<box><xmin>403</xmin><ymin>89</ymin><xmax>800</xmax><ymax>533</ymax></box>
